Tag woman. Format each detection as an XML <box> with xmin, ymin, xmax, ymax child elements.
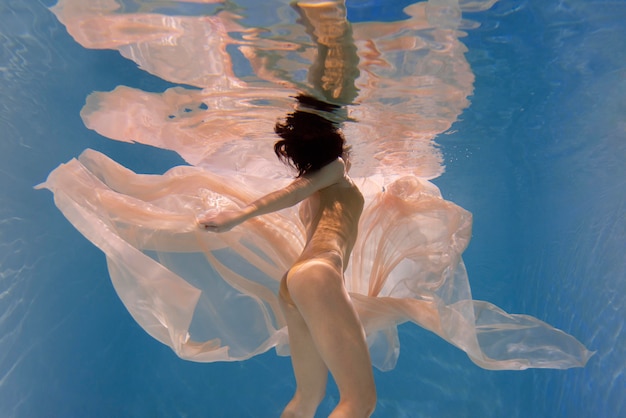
<box><xmin>198</xmin><ymin>95</ymin><xmax>376</xmax><ymax>418</ymax></box>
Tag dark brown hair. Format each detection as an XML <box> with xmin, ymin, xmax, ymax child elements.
<box><xmin>274</xmin><ymin>94</ymin><xmax>349</xmax><ymax>177</ymax></box>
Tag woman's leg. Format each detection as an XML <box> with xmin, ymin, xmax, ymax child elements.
<box><xmin>279</xmin><ymin>275</ymin><xmax>328</xmax><ymax>418</ymax></box>
<box><xmin>285</xmin><ymin>259</ymin><xmax>377</xmax><ymax>418</ymax></box>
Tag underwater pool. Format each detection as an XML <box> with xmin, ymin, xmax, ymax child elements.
<box><xmin>1</xmin><ymin>0</ymin><xmax>624</xmax><ymax>417</ymax></box>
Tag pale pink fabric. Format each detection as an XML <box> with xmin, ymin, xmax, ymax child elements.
<box><xmin>38</xmin><ymin>150</ymin><xmax>593</xmax><ymax>370</ymax></box>
<box><xmin>42</xmin><ymin>0</ymin><xmax>593</xmax><ymax>371</ymax></box>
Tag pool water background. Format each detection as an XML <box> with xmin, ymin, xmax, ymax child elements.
<box><xmin>1</xmin><ymin>0</ymin><xmax>624</xmax><ymax>417</ymax></box>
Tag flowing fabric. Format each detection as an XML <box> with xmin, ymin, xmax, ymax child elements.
<box><xmin>40</xmin><ymin>0</ymin><xmax>592</xmax><ymax>371</ymax></box>
<box><xmin>37</xmin><ymin>149</ymin><xmax>593</xmax><ymax>370</ymax></box>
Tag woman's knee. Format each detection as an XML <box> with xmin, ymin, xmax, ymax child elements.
<box><xmin>363</xmin><ymin>385</ymin><xmax>377</xmax><ymax>414</ymax></box>
<box><xmin>332</xmin><ymin>390</ymin><xmax>377</xmax><ymax>418</ymax></box>
<box><xmin>338</xmin><ymin>388</ymin><xmax>377</xmax><ymax>418</ymax></box>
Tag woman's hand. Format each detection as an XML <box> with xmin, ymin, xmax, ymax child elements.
<box><xmin>197</xmin><ymin>209</ymin><xmax>244</xmax><ymax>233</ymax></box>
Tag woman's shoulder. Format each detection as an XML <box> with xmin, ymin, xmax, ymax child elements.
<box><xmin>327</xmin><ymin>157</ymin><xmax>346</xmax><ymax>172</ymax></box>
<box><xmin>295</xmin><ymin>157</ymin><xmax>346</xmax><ymax>193</ymax></box>
<box><xmin>306</xmin><ymin>158</ymin><xmax>345</xmax><ymax>180</ymax></box>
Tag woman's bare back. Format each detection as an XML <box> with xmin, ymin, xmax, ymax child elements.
<box><xmin>279</xmin><ymin>173</ymin><xmax>375</xmax><ymax>418</ymax></box>
<box><xmin>296</xmin><ymin>174</ymin><xmax>364</xmax><ymax>271</ymax></box>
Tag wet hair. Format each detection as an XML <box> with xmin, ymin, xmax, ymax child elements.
<box><xmin>274</xmin><ymin>94</ymin><xmax>350</xmax><ymax>177</ymax></box>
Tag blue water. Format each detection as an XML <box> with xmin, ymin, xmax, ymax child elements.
<box><xmin>1</xmin><ymin>0</ymin><xmax>624</xmax><ymax>417</ymax></box>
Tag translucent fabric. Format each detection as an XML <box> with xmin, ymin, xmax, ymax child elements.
<box><xmin>40</xmin><ymin>0</ymin><xmax>592</xmax><ymax>371</ymax></box>
<box><xmin>37</xmin><ymin>150</ymin><xmax>593</xmax><ymax>370</ymax></box>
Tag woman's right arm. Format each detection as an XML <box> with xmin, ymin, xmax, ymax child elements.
<box><xmin>199</xmin><ymin>158</ymin><xmax>344</xmax><ymax>232</ymax></box>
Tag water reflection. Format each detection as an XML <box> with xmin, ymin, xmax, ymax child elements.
<box><xmin>51</xmin><ymin>0</ymin><xmax>477</xmax><ymax>179</ymax></box>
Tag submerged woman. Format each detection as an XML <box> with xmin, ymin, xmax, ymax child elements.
<box><xmin>198</xmin><ymin>95</ymin><xmax>376</xmax><ymax>418</ymax></box>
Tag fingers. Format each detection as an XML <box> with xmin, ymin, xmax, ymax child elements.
<box><xmin>198</xmin><ymin>221</ymin><xmax>230</xmax><ymax>233</ymax></box>
<box><xmin>196</xmin><ymin>209</ymin><xmax>219</xmax><ymax>225</ymax></box>
<box><xmin>196</xmin><ymin>212</ymin><xmax>218</xmax><ymax>228</ymax></box>
<box><xmin>196</xmin><ymin>217</ymin><xmax>217</xmax><ymax>231</ymax></box>
<box><xmin>200</xmin><ymin>222</ymin><xmax>219</xmax><ymax>232</ymax></box>
<box><xmin>196</xmin><ymin>211</ymin><xmax>235</xmax><ymax>233</ymax></box>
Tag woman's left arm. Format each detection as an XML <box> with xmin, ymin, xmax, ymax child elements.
<box><xmin>199</xmin><ymin>159</ymin><xmax>344</xmax><ymax>232</ymax></box>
